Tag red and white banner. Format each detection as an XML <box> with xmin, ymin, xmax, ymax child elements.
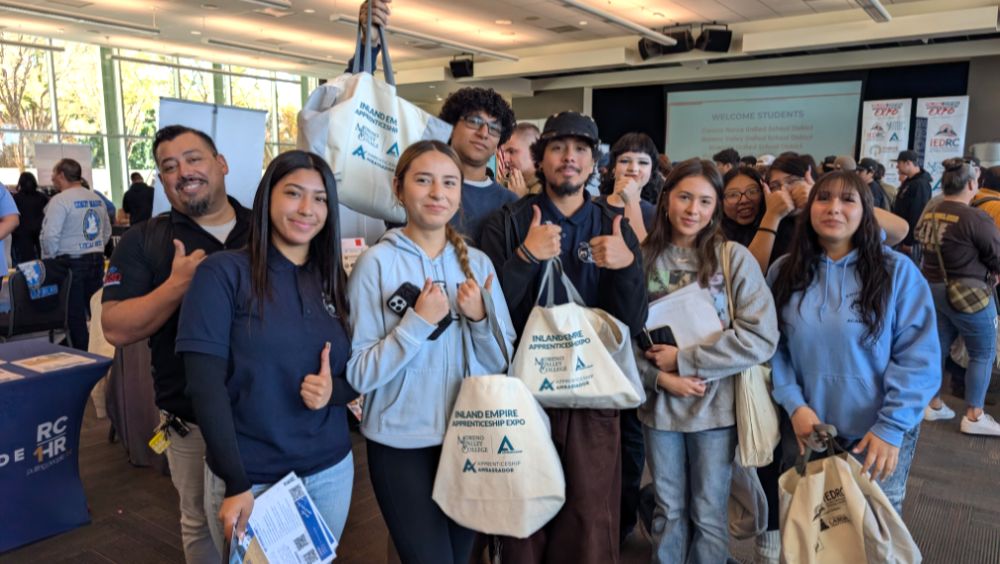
<box><xmin>916</xmin><ymin>96</ymin><xmax>969</xmax><ymax>186</ymax></box>
<box><xmin>859</xmin><ymin>99</ymin><xmax>911</xmax><ymax>186</ymax></box>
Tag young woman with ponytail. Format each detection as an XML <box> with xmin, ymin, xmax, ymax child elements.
<box><xmin>346</xmin><ymin>140</ymin><xmax>515</xmax><ymax>564</ymax></box>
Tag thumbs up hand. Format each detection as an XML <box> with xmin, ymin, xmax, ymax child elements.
<box><xmin>589</xmin><ymin>215</ymin><xmax>634</xmax><ymax>270</ymax></box>
<box><xmin>301</xmin><ymin>342</ymin><xmax>333</xmax><ymax>410</ymax></box>
<box><xmin>519</xmin><ymin>205</ymin><xmax>562</xmax><ymax>263</ymax></box>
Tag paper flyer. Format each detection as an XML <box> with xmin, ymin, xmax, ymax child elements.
<box><xmin>229</xmin><ymin>472</ymin><xmax>338</xmax><ymax>564</ymax></box>
<box><xmin>12</xmin><ymin>352</ymin><xmax>96</xmax><ymax>373</ymax></box>
<box><xmin>341</xmin><ymin>237</ymin><xmax>368</xmax><ymax>276</ymax></box>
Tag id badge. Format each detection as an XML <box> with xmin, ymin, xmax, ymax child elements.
<box><xmin>148</xmin><ymin>429</ymin><xmax>171</xmax><ymax>454</ymax></box>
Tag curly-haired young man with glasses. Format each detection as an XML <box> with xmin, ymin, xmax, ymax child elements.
<box><xmin>438</xmin><ymin>87</ymin><xmax>519</xmax><ymax>246</ymax></box>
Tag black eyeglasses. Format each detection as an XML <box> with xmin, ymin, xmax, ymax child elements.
<box><xmin>723</xmin><ymin>186</ymin><xmax>762</xmax><ymax>203</ymax></box>
<box><xmin>461</xmin><ymin>114</ymin><xmax>502</xmax><ymax>138</ymax></box>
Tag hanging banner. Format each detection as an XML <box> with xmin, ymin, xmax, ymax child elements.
<box><xmin>915</xmin><ymin>96</ymin><xmax>969</xmax><ymax>186</ymax></box>
<box><xmin>859</xmin><ymin>99</ymin><xmax>911</xmax><ymax>187</ymax></box>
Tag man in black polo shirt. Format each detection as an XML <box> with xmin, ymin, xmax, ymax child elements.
<box><xmin>480</xmin><ymin>111</ymin><xmax>647</xmax><ymax>564</ymax></box>
<box><xmin>102</xmin><ymin>125</ymin><xmax>250</xmax><ymax>564</ymax></box>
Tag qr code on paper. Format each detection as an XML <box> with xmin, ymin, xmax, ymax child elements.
<box><xmin>289</xmin><ymin>484</ymin><xmax>305</xmax><ymax>499</ymax></box>
<box><xmin>293</xmin><ymin>534</ymin><xmax>309</xmax><ymax>550</ymax></box>
<box><xmin>302</xmin><ymin>549</ymin><xmax>319</xmax><ymax>564</ymax></box>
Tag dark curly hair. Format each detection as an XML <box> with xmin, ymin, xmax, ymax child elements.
<box><xmin>438</xmin><ymin>87</ymin><xmax>516</xmax><ymax>145</ymax></box>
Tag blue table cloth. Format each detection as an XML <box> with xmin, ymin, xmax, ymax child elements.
<box><xmin>0</xmin><ymin>340</ymin><xmax>112</xmax><ymax>553</ymax></box>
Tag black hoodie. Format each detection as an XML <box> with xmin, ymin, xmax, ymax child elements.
<box><xmin>892</xmin><ymin>168</ymin><xmax>933</xmax><ymax>247</ymax></box>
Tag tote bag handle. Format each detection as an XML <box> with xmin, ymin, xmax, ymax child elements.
<box><xmin>460</xmin><ymin>283</ymin><xmax>510</xmax><ymax>378</ymax></box>
<box><xmin>536</xmin><ymin>258</ymin><xmax>586</xmax><ymax>308</ymax></box>
<box><xmin>350</xmin><ymin>1</ymin><xmax>396</xmax><ymax>85</ymax></box>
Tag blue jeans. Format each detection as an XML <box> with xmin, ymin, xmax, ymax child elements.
<box><xmin>644</xmin><ymin>425</ymin><xmax>737</xmax><ymax>564</ymax></box>
<box><xmin>204</xmin><ymin>452</ymin><xmax>354</xmax><ymax>553</ymax></box>
<box><xmin>931</xmin><ymin>284</ymin><xmax>997</xmax><ymax>408</ymax></box>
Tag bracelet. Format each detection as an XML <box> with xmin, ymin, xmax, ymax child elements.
<box><xmin>757</xmin><ymin>227</ymin><xmax>778</xmax><ymax>236</ymax></box>
<box><xmin>518</xmin><ymin>243</ymin><xmax>540</xmax><ymax>264</ymax></box>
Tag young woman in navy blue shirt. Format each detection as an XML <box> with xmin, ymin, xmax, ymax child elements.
<box><xmin>176</xmin><ymin>150</ymin><xmax>356</xmax><ymax>548</ymax></box>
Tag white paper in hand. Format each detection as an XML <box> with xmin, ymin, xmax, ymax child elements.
<box><xmin>645</xmin><ymin>284</ymin><xmax>723</xmax><ymax>349</ymax></box>
<box><xmin>228</xmin><ymin>472</ymin><xmax>338</xmax><ymax>564</ymax></box>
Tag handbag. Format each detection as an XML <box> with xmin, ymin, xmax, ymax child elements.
<box><xmin>432</xmin><ymin>286</ymin><xmax>566</xmax><ymax>538</ymax></box>
<box><xmin>720</xmin><ymin>241</ymin><xmax>780</xmax><ymax>467</ymax></box>
<box><xmin>778</xmin><ymin>426</ymin><xmax>921</xmax><ymax>564</ymax></box>
<box><xmin>296</xmin><ymin>6</ymin><xmax>452</xmax><ymax>223</ymax></box>
<box><xmin>511</xmin><ymin>259</ymin><xmax>644</xmax><ymax>409</ymax></box>
<box><xmin>931</xmin><ymin>207</ymin><xmax>991</xmax><ymax>314</ymax></box>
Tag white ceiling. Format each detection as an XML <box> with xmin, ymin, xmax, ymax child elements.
<box><xmin>2</xmin><ymin>0</ymin><xmax>929</xmax><ymax>71</ymax></box>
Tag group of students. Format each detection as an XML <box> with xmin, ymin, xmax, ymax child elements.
<box><xmin>103</xmin><ymin>105</ymin><xmax>980</xmax><ymax>564</ymax></box>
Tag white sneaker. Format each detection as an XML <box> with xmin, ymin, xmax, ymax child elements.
<box><xmin>961</xmin><ymin>413</ymin><xmax>1000</xmax><ymax>436</ymax></box>
<box><xmin>924</xmin><ymin>403</ymin><xmax>956</xmax><ymax>421</ymax></box>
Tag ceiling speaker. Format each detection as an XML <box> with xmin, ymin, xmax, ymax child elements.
<box><xmin>696</xmin><ymin>28</ymin><xmax>732</xmax><ymax>52</ymax></box>
<box><xmin>449</xmin><ymin>59</ymin><xmax>474</xmax><ymax>78</ymax></box>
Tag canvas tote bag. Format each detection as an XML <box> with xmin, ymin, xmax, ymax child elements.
<box><xmin>511</xmin><ymin>259</ymin><xmax>644</xmax><ymax>409</ymax></box>
<box><xmin>432</xmin><ymin>288</ymin><xmax>566</xmax><ymax>538</ymax></box>
<box><xmin>297</xmin><ymin>6</ymin><xmax>452</xmax><ymax>223</ymax></box>
<box><xmin>778</xmin><ymin>426</ymin><xmax>922</xmax><ymax>564</ymax></box>
<box><xmin>720</xmin><ymin>241</ymin><xmax>780</xmax><ymax>467</ymax></box>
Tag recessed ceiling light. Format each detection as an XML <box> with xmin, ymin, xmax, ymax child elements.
<box><xmin>495</xmin><ymin>19</ymin><xmax>511</xmax><ymax>25</ymax></box>
<box><xmin>191</xmin><ymin>30</ymin><xmax>202</xmax><ymax>35</ymax></box>
<box><xmin>579</xmin><ymin>20</ymin><xmax>588</xmax><ymax>26</ymax></box>
<box><xmin>428</xmin><ymin>85</ymin><xmax>436</xmax><ymax>88</ymax></box>
<box><xmin>304</xmin><ymin>8</ymin><xmax>315</xmax><ymax>14</ymax></box>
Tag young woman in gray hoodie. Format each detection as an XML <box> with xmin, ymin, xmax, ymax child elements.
<box><xmin>346</xmin><ymin>140</ymin><xmax>515</xmax><ymax>564</ymax></box>
<box><xmin>634</xmin><ymin>158</ymin><xmax>779</xmax><ymax>564</ymax></box>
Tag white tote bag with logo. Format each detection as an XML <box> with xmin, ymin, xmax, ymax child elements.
<box><xmin>432</xmin><ymin>290</ymin><xmax>565</xmax><ymax>538</ymax></box>
<box><xmin>779</xmin><ymin>428</ymin><xmax>921</xmax><ymax>564</ymax></box>
<box><xmin>297</xmin><ymin>14</ymin><xmax>452</xmax><ymax>223</ymax></box>
<box><xmin>511</xmin><ymin>259</ymin><xmax>644</xmax><ymax>409</ymax></box>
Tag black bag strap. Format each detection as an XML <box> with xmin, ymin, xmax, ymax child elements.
<box><xmin>795</xmin><ymin>424</ymin><xmax>847</xmax><ymax>476</ymax></box>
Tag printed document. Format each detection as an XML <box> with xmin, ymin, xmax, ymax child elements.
<box><xmin>229</xmin><ymin>472</ymin><xmax>338</xmax><ymax>564</ymax></box>
<box><xmin>645</xmin><ymin>284</ymin><xmax>723</xmax><ymax>349</ymax></box>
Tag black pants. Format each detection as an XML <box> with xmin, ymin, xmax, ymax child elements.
<box><xmin>619</xmin><ymin>408</ymin><xmax>645</xmax><ymax>544</ymax></box>
<box><xmin>11</xmin><ymin>232</ymin><xmax>41</xmax><ymax>265</ymax></box>
<box><xmin>366</xmin><ymin>440</ymin><xmax>475</xmax><ymax>564</ymax></box>
<box><xmin>61</xmin><ymin>254</ymin><xmax>104</xmax><ymax>351</ymax></box>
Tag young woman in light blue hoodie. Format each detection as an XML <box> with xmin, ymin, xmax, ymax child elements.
<box><xmin>769</xmin><ymin>171</ymin><xmax>940</xmax><ymax>515</ymax></box>
<box><xmin>346</xmin><ymin>140</ymin><xmax>515</xmax><ymax>564</ymax></box>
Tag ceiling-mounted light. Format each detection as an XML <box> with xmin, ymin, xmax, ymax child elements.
<box><xmin>331</xmin><ymin>15</ymin><xmax>520</xmax><ymax>62</ymax></box>
<box><xmin>854</xmin><ymin>0</ymin><xmax>891</xmax><ymax>23</ymax></box>
<box><xmin>559</xmin><ymin>0</ymin><xmax>676</xmax><ymax>46</ymax></box>
<box><xmin>205</xmin><ymin>38</ymin><xmax>343</xmax><ymax>65</ymax></box>
<box><xmin>0</xmin><ymin>1</ymin><xmax>161</xmax><ymax>36</ymax></box>
<box><xmin>239</xmin><ymin>0</ymin><xmax>292</xmax><ymax>9</ymax></box>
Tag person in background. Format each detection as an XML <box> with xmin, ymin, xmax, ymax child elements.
<box><xmin>0</xmin><ymin>176</ymin><xmax>19</xmax><ymax>274</ymax></box>
<box><xmin>833</xmin><ymin>155</ymin><xmax>856</xmax><ymax>172</ymax></box>
<box><xmin>740</xmin><ymin>155</ymin><xmax>757</xmax><ymax>168</ymax></box>
<box><xmin>12</xmin><ymin>172</ymin><xmax>44</xmax><ymax>265</ymax></box>
<box><xmin>769</xmin><ymin>171</ymin><xmax>938</xmax><ymax>516</ymax></box>
<box><xmin>858</xmin><ymin>157</ymin><xmax>890</xmax><ymax>210</ymax></box>
<box><xmin>914</xmin><ymin>158</ymin><xmax>1000</xmax><ymax>435</ymax></box>
<box><xmin>437</xmin><ymin>87</ymin><xmax>518</xmax><ymax>246</ymax></box>
<box><xmin>636</xmin><ymin>158</ymin><xmax>778</xmax><ymax>563</ymax></box>
<box><xmin>720</xmin><ymin>165</ymin><xmax>767</xmax><ymax>247</ymax></box>
<box><xmin>501</xmin><ymin>122</ymin><xmax>542</xmax><ymax>197</ymax></box>
<box><xmin>821</xmin><ymin>155</ymin><xmax>837</xmax><ymax>174</ymax></box>
<box><xmin>598</xmin><ymin>132</ymin><xmax>662</xmax><ymax>242</ymax></box>
<box><xmin>41</xmin><ymin>158</ymin><xmax>109</xmax><ymax>350</ymax></box>
<box><xmin>712</xmin><ymin>147</ymin><xmax>741</xmax><ymax>176</ymax></box>
<box><xmin>177</xmin><ymin>150</ymin><xmax>358</xmax><ymax>548</ymax></box>
<box><xmin>347</xmin><ymin>140</ymin><xmax>514</xmax><ymax>564</ymax></box>
<box><xmin>892</xmin><ymin>150</ymin><xmax>933</xmax><ymax>259</ymax></box>
<box><xmin>102</xmin><ymin>125</ymin><xmax>251</xmax><ymax>564</ymax></box>
<box><xmin>876</xmin><ymin>162</ymin><xmax>898</xmax><ymax>205</ymax></box>
<box><xmin>81</xmin><ymin>178</ymin><xmax>117</xmax><ymax>225</ymax></box>
<box><xmin>480</xmin><ymin>111</ymin><xmax>647</xmax><ymax>564</ymax></box>
<box><xmin>123</xmin><ymin>171</ymin><xmax>154</xmax><ymax>224</ymax></box>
